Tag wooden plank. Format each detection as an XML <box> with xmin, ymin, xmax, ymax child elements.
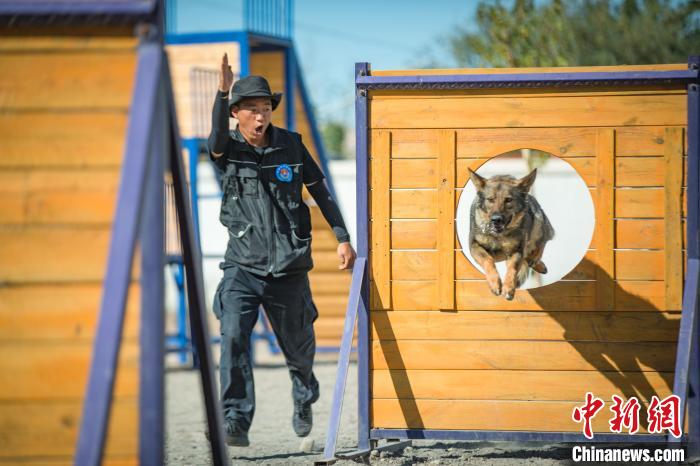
<box><xmin>437</xmin><ymin>130</ymin><xmax>456</xmax><ymax>309</ymax></box>
<box><xmin>456</xmin><ymin>128</ymin><xmax>597</xmax><ymax>158</ymax></box>
<box><xmin>616</xmin><ymin>188</ymin><xmax>665</xmax><ymax>218</ymax></box>
<box><xmin>0</xmin><ymin>35</ymin><xmax>137</xmax><ymax>51</ymax></box>
<box><xmin>390</xmin><ymin>129</ymin><xmax>438</xmax><ymax>158</ymax></box>
<box><xmin>0</xmin><ymin>112</ymin><xmax>127</xmax><ymax>168</ymax></box>
<box><xmin>616</xmin><ymin>127</ymin><xmax>669</xmax><ymax>156</ymax></box>
<box><xmin>308</xmin><ymin>272</ymin><xmax>352</xmax><ymax>295</ymax></box>
<box><xmin>616</xmin><ymin>157</ymin><xmax>665</xmax><ymax>187</ymax></box>
<box><xmin>0</xmin><ymin>343</ymin><xmax>138</xmax><ymax>400</ymax></box>
<box><xmin>372</xmin><ymin>369</ymin><xmax>673</xmax><ymax>401</ymax></box>
<box><xmin>371</xmin><ymin>130</ymin><xmax>392</xmax><ymax>309</ymax></box>
<box><xmin>596</xmin><ymin>129</ymin><xmax>616</xmax><ymax>311</ymax></box>
<box><xmin>385</xmin><ymin>280</ymin><xmax>597</xmax><ymax>311</ymax></box>
<box><xmin>385</xmin><ymin>279</ymin><xmax>668</xmax><ymax>312</ymax></box>
<box><xmin>371</xmin><ymin>398</ymin><xmax>651</xmax><ymax>432</ymax></box>
<box><xmin>664</xmin><ymin>127</ymin><xmax>684</xmax><ymax>311</ymax></box>
<box><xmin>314</xmin><ymin>295</ymin><xmax>351</xmax><ymax>316</ymax></box>
<box><xmin>616</xmin><ymin>219</ymin><xmax>664</xmax><ymax>249</ymax></box>
<box><xmin>371</xmin><ymin>339</ymin><xmax>676</xmax><ymax>371</ymax></box>
<box><xmin>0</xmin><ymin>398</ymin><xmax>137</xmax><ymax>458</ymax></box>
<box><xmin>397</xmin><ymin>249</ymin><xmax>592</xmax><ymax>280</ymax></box>
<box><xmin>391</xmin><ymin>219</ymin><xmax>673</xmax><ymax>252</ymax></box>
<box><xmin>0</xmin><ymin>458</ymin><xmax>137</xmax><ymax>466</ymax></box>
<box><xmin>615</xmin><ymin>250</ymin><xmax>664</xmax><ymax>281</ymax></box>
<box><xmin>390</xmin><ymin>190</ymin><xmax>436</xmax><ymax>218</ymax></box>
<box><xmin>390</xmin><ymin>159</ymin><xmax>436</xmax><ymax>188</ymax></box>
<box><xmin>0</xmin><ymin>52</ymin><xmax>136</xmax><ymax>110</ymax></box>
<box><xmin>370</xmin><ymin>94</ymin><xmax>686</xmax><ymax>129</ymax></box>
<box><xmin>370</xmin><ymin>310</ymin><xmax>681</xmax><ymax>342</ymax></box>
<box><xmin>616</xmin><ymin>281</ymin><xmax>665</xmax><ymax>311</ymax></box>
<box><xmin>390</xmin><ymin>220</ymin><xmax>436</xmax><ymax>249</ymax></box>
<box><xmin>0</xmin><ymin>284</ymin><xmax>140</xmax><ymax>341</ymax></box>
<box><xmin>392</xmin><ymin>250</ymin><xmax>437</xmax><ymax>280</ymax></box>
<box><xmin>0</xmin><ymin>227</ymin><xmax>137</xmax><ymax>283</ymax></box>
<box><xmin>0</xmin><ymin>169</ymin><xmax>121</xmax><ymax>225</ymax></box>
<box><xmin>456</xmin><ymin>157</ymin><xmax>595</xmax><ymax>187</ymax></box>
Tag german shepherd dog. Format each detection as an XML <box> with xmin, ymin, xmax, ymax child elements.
<box><xmin>468</xmin><ymin>168</ymin><xmax>555</xmax><ymax>300</ymax></box>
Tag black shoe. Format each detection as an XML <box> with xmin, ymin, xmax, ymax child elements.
<box><xmin>224</xmin><ymin>423</ymin><xmax>250</xmax><ymax>447</ymax></box>
<box><xmin>293</xmin><ymin>400</ymin><xmax>313</xmax><ymax>437</ymax></box>
<box><xmin>205</xmin><ymin>423</ymin><xmax>250</xmax><ymax>447</ymax></box>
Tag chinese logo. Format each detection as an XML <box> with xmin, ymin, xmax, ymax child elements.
<box><xmin>572</xmin><ymin>392</ymin><xmax>681</xmax><ymax>439</ymax></box>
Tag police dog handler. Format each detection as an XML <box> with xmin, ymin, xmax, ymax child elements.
<box><xmin>208</xmin><ymin>53</ymin><xmax>357</xmax><ymax>446</ymax></box>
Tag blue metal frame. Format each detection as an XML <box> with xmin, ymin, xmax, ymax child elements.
<box><xmin>76</xmin><ymin>34</ymin><xmax>231</xmax><ymax>466</ymax></box>
<box><xmin>685</xmin><ymin>56</ymin><xmax>700</xmax><ymax>456</ymax></box>
<box><xmin>0</xmin><ymin>0</ymin><xmax>156</xmax><ymax>15</ymax></box>
<box><xmin>139</xmin><ymin>70</ymin><xmax>167</xmax><ymax>466</ymax></box>
<box><xmin>355</xmin><ymin>62</ymin><xmax>371</xmax><ymax>452</ymax></box>
<box><xmin>355</xmin><ymin>70</ymin><xmax>698</xmax><ymax>89</ymax></box>
<box><xmin>284</xmin><ymin>46</ymin><xmax>296</xmax><ymax>132</ymax></box>
<box><xmin>75</xmin><ymin>42</ymin><xmax>163</xmax><ymax>466</ymax></box>
<box><xmin>322</xmin><ymin>61</ymin><xmax>700</xmax><ymax>460</ymax></box>
<box><xmin>321</xmin><ymin>258</ymin><xmax>366</xmax><ymax>461</ymax></box>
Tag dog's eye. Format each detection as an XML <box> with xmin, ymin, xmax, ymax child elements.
<box><xmin>486</xmin><ymin>197</ymin><xmax>495</xmax><ymax>202</ymax></box>
<box><xmin>504</xmin><ymin>197</ymin><xmax>512</xmax><ymax>203</ymax></box>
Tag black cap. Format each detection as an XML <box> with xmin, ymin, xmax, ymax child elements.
<box><xmin>228</xmin><ymin>75</ymin><xmax>282</xmax><ymax>111</ymax></box>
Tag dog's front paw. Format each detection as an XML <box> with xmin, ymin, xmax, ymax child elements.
<box><xmin>486</xmin><ymin>275</ymin><xmax>501</xmax><ymax>296</ymax></box>
<box><xmin>502</xmin><ymin>287</ymin><xmax>515</xmax><ymax>301</ymax></box>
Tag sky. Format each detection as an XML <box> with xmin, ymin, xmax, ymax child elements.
<box><xmin>170</xmin><ymin>0</ymin><xmax>478</xmax><ymax>126</ymax></box>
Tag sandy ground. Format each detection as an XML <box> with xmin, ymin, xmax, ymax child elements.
<box><xmin>165</xmin><ymin>346</ymin><xmax>699</xmax><ymax>465</ymax></box>
<box><xmin>164</xmin><ymin>348</ymin><xmax>583</xmax><ymax>466</ymax></box>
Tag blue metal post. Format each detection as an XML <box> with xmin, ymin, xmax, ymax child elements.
<box><xmin>284</xmin><ymin>46</ymin><xmax>296</xmax><ymax>132</ymax></box>
<box><xmin>75</xmin><ymin>43</ymin><xmax>162</xmax><ymax>466</ymax></box>
<box><xmin>183</xmin><ymin>137</ymin><xmax>201</xmax><ymax>247</ymax></box>
<box><xmin>139</xmin><ymin>74</ymin><xmax>166</xmax><ymax>466</ymax></box>
<box><xmin>176</xmin><ymin>262</ymin><xmax>188</xmax><ymax>363</ymax></box>
<box><xmin>355</xmin><ymin>62</ymin><xmax>370</xmax><ymax>452</ymax></box>
<box><xmin>239</xmin><ymin>32</ymin><xmax>250</xmax><ymax>77</ymax></box>
<box><xmin>687</xmin><ymin>55</ymin><xmax>700</xmax><ymax>457</ymax></box>
<box><xmin>322</xmin><ymin>258</ymin><xmax>367</xmax><ymax>460</ymax></box>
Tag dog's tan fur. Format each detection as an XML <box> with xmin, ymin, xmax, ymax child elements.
<box><xmin>468</xmin><ymin>168</ymin><xmax>554</xmax><ymax>300</ymax></box>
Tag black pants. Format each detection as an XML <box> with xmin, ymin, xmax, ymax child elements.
<box><xmin>213</xmin><ymin>265</ymin><xmax>320</xmax><ymax>432</ymax></box>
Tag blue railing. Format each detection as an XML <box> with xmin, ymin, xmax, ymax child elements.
<box><xmin>244</xmin><ymin>0</ymin><xmax>292</xmax><ymax>39</ymax></box>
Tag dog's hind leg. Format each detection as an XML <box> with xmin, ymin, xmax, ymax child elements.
<box><xmin>527</xmin><ymin>244</ymin><xmax>548</xmax><ymax>274</ymax></box>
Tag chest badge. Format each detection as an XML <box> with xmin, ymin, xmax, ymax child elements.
<box><xmin>275</xmin><ymin>164</ymin><xmax>293</xmax><ymax>183</ymax></box>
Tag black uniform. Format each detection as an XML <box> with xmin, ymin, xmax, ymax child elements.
<box><xmin>208</xmin><ymin>89</ymin><xmax>349</xmax><ymax>433</ymax></box>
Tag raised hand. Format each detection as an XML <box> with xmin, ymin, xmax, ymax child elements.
<box><xmin>219</xmin><ymin>53</ymin><xmax>234</xmax><ymax>92</ymax></box>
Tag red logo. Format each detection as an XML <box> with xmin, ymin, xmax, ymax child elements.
<box><xmin>572</xmin><ymin>392</ymin><xmax>605</xmax><ymax>439</ymax></box>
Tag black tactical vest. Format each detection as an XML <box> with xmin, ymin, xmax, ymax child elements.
<box><xmin>217</xmin><ymin>126</ymin><xmax>316</xmax><ymax>276</ymax></box>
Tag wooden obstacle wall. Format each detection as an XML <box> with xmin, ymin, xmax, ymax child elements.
<box><xmin>0</xmin><ymin>28</ymin><xmax>140</xmax><ymax>465</ymax></box>
<box><xmin>367</xmin><ymin>64</ymin><xmax>687</xmax><ymax>433</ymax></box>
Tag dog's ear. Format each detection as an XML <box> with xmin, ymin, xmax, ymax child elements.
<box><xmin>469</xmin><ymin>168</ymin><xmax>486</xmax><ymax>191</ymax></box>
<box><xmin>517</xmin><ymin>169</ymin><xmax>537</xmax><ymax>192</ymax></box>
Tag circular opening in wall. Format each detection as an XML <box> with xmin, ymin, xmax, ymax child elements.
<box><xmin>455</xmin><ymin>149</ymin><xmax>595</xmax><ymax>290</ymax></box>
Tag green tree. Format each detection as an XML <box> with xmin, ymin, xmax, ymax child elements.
<box><xmin>321</xmin><ymin>120</ymin><xmax>347</xmax><ymax>160</ymax></box>
<box><xmin>448</xmin><ymin>0</ymin><xmax>699</xmax><ymax>67</ymax></box>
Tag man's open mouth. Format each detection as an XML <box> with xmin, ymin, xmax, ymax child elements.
<box><xmin>254</xmin><ymin>124</ymin><xmax>264</xmax><ymax>135</ymax></box>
